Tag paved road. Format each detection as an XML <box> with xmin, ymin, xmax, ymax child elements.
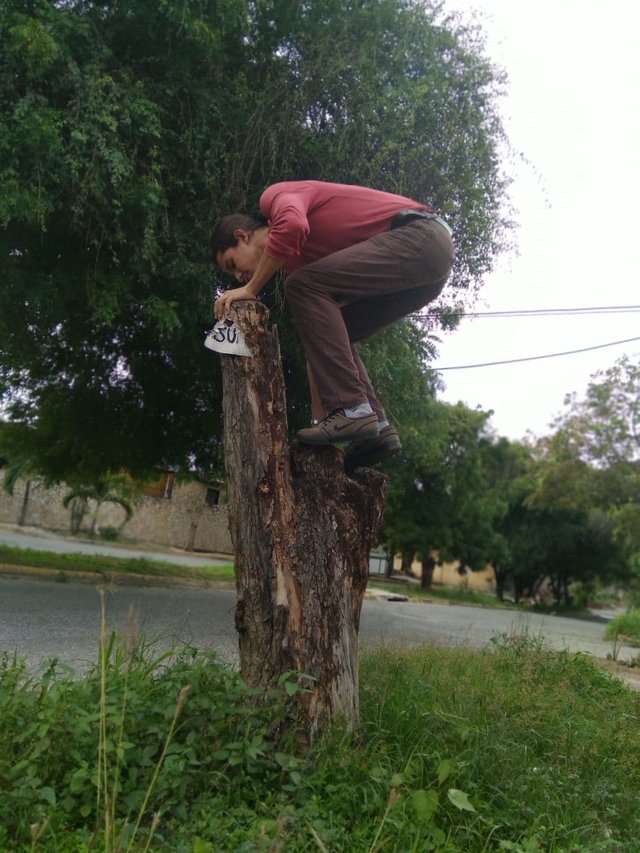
<box><xmin>1</xmin><ymin>574</ymin><xmax>634</xmax><ymax>675</ymax></box>
<box><xmin>0</xmin><ymin>575</ymin><xmax>239</xmax><ymax>670</ymax></box>
<box><xmin>0</xmin><ymin>524</ymin><xmax>230</xmax><ymax>567</ymax></box>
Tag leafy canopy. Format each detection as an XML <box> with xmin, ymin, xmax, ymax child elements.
<box><xmin>0</xmin><ymin>0</ymin><xmax>512</xmax><ymax>480</ymax></box>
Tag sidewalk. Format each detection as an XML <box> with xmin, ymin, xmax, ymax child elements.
<box><xmin>0</xmin><ymin>522</ymin><xmax>232</xmax><ymax>568</ymax></box>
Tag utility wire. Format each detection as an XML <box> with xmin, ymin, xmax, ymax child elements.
<box><xmin>422</xmin><ymin>304</ymin><xmax>640</xmax><ymax>320</ymax></box>
<box><xmin>435</xmin><ymin>336</ymin><xmax>640</xmax><ymax>371</ymax></box>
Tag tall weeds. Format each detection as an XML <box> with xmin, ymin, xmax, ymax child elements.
<box><xmin>90</xmin><ymin>589</ymin><xmax>191</xmax><ymax>851</ymax></box>
<box><xmin>1</xmin><ymin>629</ymin><xmax>640</xmax><ymax>851</ymax></box>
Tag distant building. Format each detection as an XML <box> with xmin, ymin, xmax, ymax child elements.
<box><xmin>0</xmin><ymin>470</ymin><xmax>233</xmax><ymax>555</ymax></box>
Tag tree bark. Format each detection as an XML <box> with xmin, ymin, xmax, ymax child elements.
<box><xmin>18</xmin><ymin>479</ymin><xmax>31</xmax><ymax>527</ymax></box>
<box><xmin>384</xmin><ymin>551</ymin><xmax>394</xmax><ymax>578</ymax></box>
<box><xmin>420</xmin><ymin>552</ymin><xmax>437</xmax><ymax>590</ymax></box>
<box><xmin>400</xmin><ymin>551</ymin><xmax>415</xmax><ymax>577</ymax></box>
<box><xmin>69</xmin><ymin>496</ymin><xmax>88</xmax><ymax>534</ymax></box>
<box><xmin>492</xmin><ymin>560</ymin><xmax>506</xmax><ymax>602</ymax></box>
<box><xmin>219</xmin><ymin>302</ymin><xmax>387</xmax><ymax>742</ymax></box>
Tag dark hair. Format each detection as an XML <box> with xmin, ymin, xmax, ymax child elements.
<box><xmin>209</xmin><ymin>209</ymin><xmax>268</xmax><ymax>260</ymax></box>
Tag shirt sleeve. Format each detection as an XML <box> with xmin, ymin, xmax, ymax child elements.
<box><xmin>259</xmin><ymin>183</ymin><xmax>312</xmax><ymax>261</ymax></box>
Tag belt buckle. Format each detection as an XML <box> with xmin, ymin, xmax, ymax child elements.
<box><xmin>391</xmin><ymin>209</ymin><xmax>425</xmax><ymax>229</ymax></box>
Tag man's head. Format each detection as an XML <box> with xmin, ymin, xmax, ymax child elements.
<box><xmin>210</xmin><ymin>212</ymin><xmax>268</xmax><ymax>283</ymax></box>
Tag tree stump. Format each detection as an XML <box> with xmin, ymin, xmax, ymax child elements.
<box><xmin>219</xmin><ymin>302</ymin><xmax>387</xmax><ymax>741</ymax></box>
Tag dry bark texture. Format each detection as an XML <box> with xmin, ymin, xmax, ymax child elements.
<box><xmin>220</xmin><ymin>302</ymin><xmax>387</xmax><ymax>739</ymax></box>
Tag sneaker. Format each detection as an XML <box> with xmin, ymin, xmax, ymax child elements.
<box><xmin>297</xmin><ymin>409</ymin><xmax>380</xmax><ymax>445</ymax></box>
<box><xmin>344</xmin><ymin>425</ymin><xmax>402</xmax><ymax>470</ymax></box>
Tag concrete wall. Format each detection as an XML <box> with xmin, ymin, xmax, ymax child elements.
<box><xmin>0</xmin><ymin>474</ymin><xmax>496</xmax><ymax>588</ymax></box>
<box><xmin>434</xmin><ymin>560</ymin><xmax>496</xmax><ymax>593</ymax></box>
<box><xmin>394</xmin><ymin>554</ymin><xmax>496</xmax><ymax>592</ymax></box>
<box><xmin>0</xmin><ymin>475</ymin><xmax>233</xmax><ymax>555</ymax></box>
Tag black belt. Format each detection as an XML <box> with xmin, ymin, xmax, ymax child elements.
<box><xmin>390</xmin><ymin>208</ymin><xmax>453</xmax><ymax>236</ymax></box>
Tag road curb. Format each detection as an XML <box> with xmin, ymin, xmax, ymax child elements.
<box><xmin>2</xmin><ymin>563</ymin><xmax>411</xmax><ymax>598</ymax></box>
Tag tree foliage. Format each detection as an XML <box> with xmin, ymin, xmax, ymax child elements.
<box><xmin>542</xmin><ymin>354</ymin><xmax>640</xmax><ymax>589</ymax></box>
<box><xmin>504</xmin><ymin>498</ymin><xmax>625</xmax><ymax>605</ymax></box>
<box><xmin>383</xmin><ymin>398</ymin><xmax>632</xmax><ymax>605</ymax></box>
<box><xmin>462</xmin><ymin>355</ymin><xmax>638</xmax><ymax>604</ymax></box>
<box><xmin>550</xmin><ymin>354</ymin><xmax>640</xmax><ymax>467</ymax></box>
<box><xmin>62</xmin><ymin>472</ymin><xmax>136</xmax><ymax>535</ymax></box>
<box><xmin>381</xmin><ymin>398</ymin><xmax>496</xmax><ymax>588</ymax></box>
<box><xmin>0</xmin><ymin>0</ymin><xmax>511</xmax><ymax>481</ymax></box>
<box><xmin>475</xmin><ymin>435</ymin><xmax>529</xmax><ymax>599</ymax></box>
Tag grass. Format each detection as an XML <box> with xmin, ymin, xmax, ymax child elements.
<box><xmin>1</xmin><ymin>627</ymin><xmax>639</xmax><ymax>852</ymax></box>
<box><xmin>0</xmin><ymin>543</ymin><xmax>235</xmax><ymax>584</ymax></box>
<box><xmin>371</xmin><ymin>580</ymin><xmax>614</xmax><ymax>617</ymax></box>
<box><xmin>604</xmin><ymin>609</ymin><xmax>640</xmax><ymax>647</ymax></box>
<box><xmin>371</xmin><ymin>578</ymin><xmax>515</xmax><ymax>609</ymax></box>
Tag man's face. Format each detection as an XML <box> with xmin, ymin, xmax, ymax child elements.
<box><xmin>216</xmin><ymin>229</ymin><xmax>261</xmax><ymax>284</ymax></box>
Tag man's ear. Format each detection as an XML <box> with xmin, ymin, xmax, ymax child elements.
<box><xmin>233</xmin><ymin>228</ymin><xmax>249</xmax><ymax>243</ymax></box>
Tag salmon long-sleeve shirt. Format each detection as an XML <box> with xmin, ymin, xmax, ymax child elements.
<box><xmin>259</xmin><ymin>180</ymin><xmax>431</xmax><ymax>274</ymax></box>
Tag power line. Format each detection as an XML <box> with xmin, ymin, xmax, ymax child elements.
<box><xmin>423</xmin><ymin>304</ymin><xmax>640</xmax><ymax>320</ymax></box>
<box><xmin>435</xmin><ymin>336</ymin><xmax>640</xmax><ymax>371</ymax></box>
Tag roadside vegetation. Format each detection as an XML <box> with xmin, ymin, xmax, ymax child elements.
<box><xmin>605</xmin><ymin>610</ymin><xmax>640</xmax><ymax>647</ymax></box>
<box><xmin>1</xmin><ymin>629</ymin><xmax>639</xmax><ymax>852</ymax></box>
<box><xmin>369</xmin><ymin>578</ymin><xmax>626</xmax><ymax>616</ymax></box>
<box><xmin>371</xmin><ymin>580</ymin><xmax>516</xmax><ymax>609</ymax></box>
<box><xmin>0</xmin><ymin>545</ymin><xmax>234</xmax><ymax>585</ymax></box>
<box><xmin>380</xmin><ymin>356</ymin><xmax>640</xmax><ymax>610</ymax></box>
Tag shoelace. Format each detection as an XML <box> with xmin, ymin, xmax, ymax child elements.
<box><xmin>321</xmin><ymin>409</ymin><xmax>345</xmax><ymax>425</ymax></box>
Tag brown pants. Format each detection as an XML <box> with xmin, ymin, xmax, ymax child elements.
<box><xmin>284</xmin><ymin>218</ymin><xmax>454</xmax><ymax>417</ymax></box>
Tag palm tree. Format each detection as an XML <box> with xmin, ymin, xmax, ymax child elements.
<box><xmin>2</xmin><ymin>458</ymin><xmax>43</xmax><ymax>527</ymax></box>
<box><xmin>63</xmin><ymin>474</ymin><xmax>135</xmax><ymax>536</ymax></box>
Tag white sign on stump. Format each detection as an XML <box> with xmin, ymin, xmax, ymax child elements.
<box><xmin>204</xmin><ymin>321</ymin><xmax>252</xmax><ymax>357</ymax></box>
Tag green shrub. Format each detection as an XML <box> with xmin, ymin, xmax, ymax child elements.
<box><xmin>605</xmin><ymin>609</ymin><xmax>640</xmax><ymax>645</ymax></box>
<box><xmin>98</xmin><ymin>526</ymin><xmax>121</xmax><ymax>542</ymax></box>
<box><xmin>1</xmin><ymin>635</ymin><xmax>640</xmax><ymax>851</ymax></box>
<box><xmin>0</xmin><ymin>641</ymin><xmax>299</xmax><ymax>850</ymax></box>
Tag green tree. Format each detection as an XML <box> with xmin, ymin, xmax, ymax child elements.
<box><xmin>0</xmin><ymin>421</ymin><xmax>51</xmax><ymax>525</ymax></box>
<box><xmin>382</xmin><ymin>399</ymin><xmax>495</xmax><ymax>589</ymax></box>
<box><xmin>475</xmin><ymin>436</ymin><xmax>531</xmax><ymax>600</ymax></box>
<box><xmin>500</xmin><ymin>405</ymin><xmax>634</xmax><ymax>604</ymax></box>
<box><xmin>508</xmin><ymin>501</ymin><xmax>625</xmax><ymax>606</ymax></box>
<box><xmin>62</xmin><ymin>472</ymin><xmax>136</xmax><ymax>535</ymax></box>
<box><xmin>546</xmin><ymin>355</ymin><xmax>640</xmax><ymax>595</ymax></box>
<box><xmin>1</xmin><ymin>0</ymin><xmax>512</xmax><ymax>482</ymax></box>
<box><xmin>613</xmin><ymin>501</ymin><xmax>640</xmax><ymax>602</ymax></box>
<box><xmin>553</xmin><ymin>354</ymin><xmax>640</xmax><ymax>466</ymax></box>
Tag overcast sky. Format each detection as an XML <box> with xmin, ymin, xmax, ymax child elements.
<box><xmin>433</xmin><ymin>0</ymin><xmax>640</xmax><ymax>441</ymax></box>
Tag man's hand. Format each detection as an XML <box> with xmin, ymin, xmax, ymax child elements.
<box><xmin>214</xmin><ymin>286</ymin><xmax>256</xmax><ymax>320</ymax></box>
<box><xmin>214</xmin><ymin>253</ymin><xmax>284</xmax><ymax>320</ymax></box>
